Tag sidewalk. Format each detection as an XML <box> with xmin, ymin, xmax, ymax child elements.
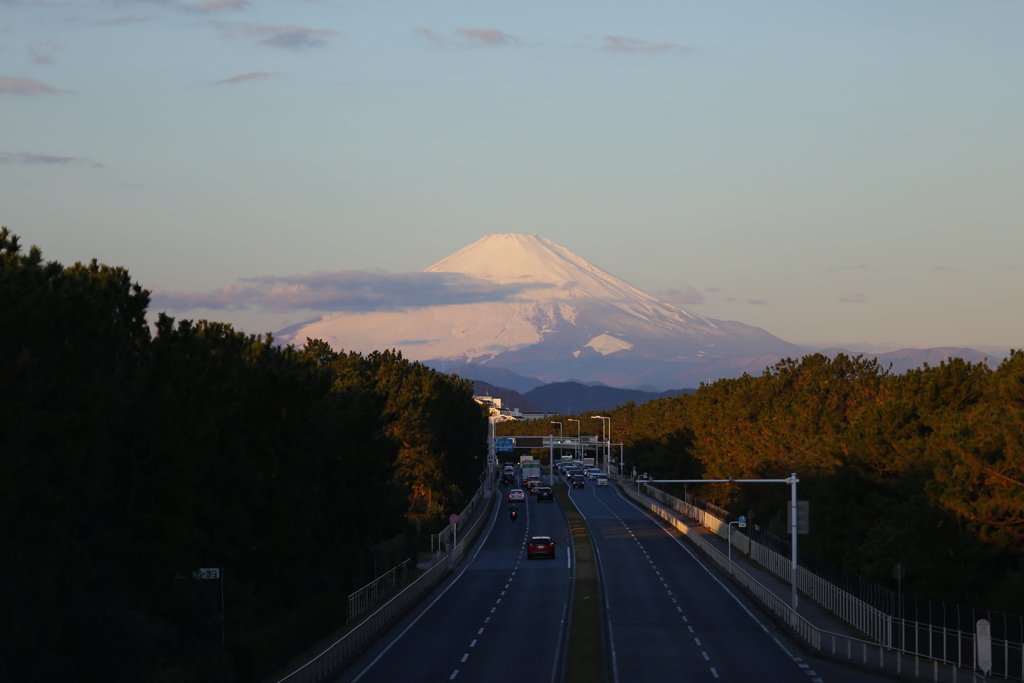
<box><xmin>618</xmin><ymin>480</ymin><xmax>976</xmax><ymax>683</ymax></box>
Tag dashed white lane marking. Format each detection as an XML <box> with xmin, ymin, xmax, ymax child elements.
<box><xmin>469</xmin><ymin>639</ymin><xmax>477</xmax><ymax>647</ymax></box>
<box><xmin>711</xmin><ymin>668</ymin><xmax>719</xmax><ymax>678</ymax></box>
<box><xmin>449</xmin><ymin>670</ymin><xmax>458</xmax><ymax>679</ymax></box>
<box><xmin>460</xmin><ymin>654</ymin><xmax>468</xmax><ymax>662</ymax></box>
<box><xmin>702</xmin><ymin>652</ymin><xmax>710</xmax><ymax>661</ymax></box>
<box><xmin>694</xmin><ymin>638</ymin><xmax>702</xmax><ymax>646</ymax></box>
<box><xmin>477</xmin><ymin>628</ymin><xmax>484</xmax><ymax>635</ymax></box>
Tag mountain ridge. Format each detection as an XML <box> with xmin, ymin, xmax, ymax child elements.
<box><xmin>276</xmin><ymin>234</ymin><xmax>1002</xmax><ymax>390</ymax></box>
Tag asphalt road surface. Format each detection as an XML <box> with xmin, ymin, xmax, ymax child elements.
<box><xmin>569</xmin><ymin>480</ymin><xmax>892</xmax><ymax>683</ymax></box>
<box><xmin>337</xmin><ymin>482</ymin><xmax>572</xmax><ymax>683</ymax></box>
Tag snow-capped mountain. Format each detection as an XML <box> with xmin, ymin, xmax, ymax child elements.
<box><xmin>276</xmin><ymin>233</ymin><xmax>806</xmax><ymax>389</ymax></box>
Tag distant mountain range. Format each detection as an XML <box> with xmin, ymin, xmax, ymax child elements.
<box><xmin>462</xmin><ymin>346</ymin><xmax>1004</xmax><ymax>416</ymax></box>
<box><xmin>470</xmin><ymin>377</ymin><xmax>691</xmax><ymax>415</ymax></box>
<box><xmin>277</xmin><ymin>233</ymin><xmax>1007</xmax><ymax>391</ymax></box>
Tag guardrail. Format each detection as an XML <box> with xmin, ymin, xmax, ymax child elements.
<box><xmin>273</xmin><ymin>475</ymin><xmax>495</xmax><ymax>683</ymax></box>
<box><xmin>621</xmin><ymin>484</ymin><xmax>820</xmax><ymax>647</ymax></box>
<box><xmin>627</xmin><ymin>483</ymin><xmax>1017</xmax><ymax>681</ymax></box>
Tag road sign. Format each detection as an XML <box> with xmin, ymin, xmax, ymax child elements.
<box><xmin>738</xmin><ymin>515</ymin><xmax>747</xmax><ymax>528</ymax></box>
<box><xmin>449</xmin><ymin>514</ymin><xmax>459</xmax><ymax>524</ymax></box>
<box><xmin>193</xmin><ymin>568</ymin><xmax>220</xmax><ymax>580</ymax></box>
<box><xmin>495</xmin><ymin>437</ymin><xmax>514</xmax><ymax>452</ymax></box>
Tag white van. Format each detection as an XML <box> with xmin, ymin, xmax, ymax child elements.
<box><xmin>596</xmin><ymin>473</ymin><xmax>608</xmax><ymax>486</ymax></box>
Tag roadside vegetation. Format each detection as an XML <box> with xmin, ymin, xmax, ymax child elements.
<box><xmin>0</xmin><ymin>229</ymin><xmax>488</xmax><ymax>682</ymax></box>
<box><xmin>499</xmin><ymin>351</ymin><xmax>1024</xmax><ymax>614</ymax></box>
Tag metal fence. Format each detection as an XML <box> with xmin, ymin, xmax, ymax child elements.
<box><xmin>347</xmin><ymin>559</ymin><xmax>412</xmax><ymax>623</ymax></box>
<box><xmin>634</xmin><ymin>482</ymin><xmax>1024</xmax><ymax>681</ymax></box>
<box><xmin>273</xmin><ymin>474</ymin><xmax>496</xmax><ymax>683</ymax></box>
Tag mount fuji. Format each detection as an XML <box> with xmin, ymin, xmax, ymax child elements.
<box><xmin>275</xmin><ymin>234</ymin><xmax>806</xmax><ymax>390</ymax></box>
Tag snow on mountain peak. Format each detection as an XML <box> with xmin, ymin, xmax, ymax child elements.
<box><xmin>425</xmin><ymin>233</ymin><xmax>655</xmax><ymax>304</ymax></box>
<box><xmin>275</xmin><ymin>233</ymin><xmax>805</xmax><ymax>388</ymax></box>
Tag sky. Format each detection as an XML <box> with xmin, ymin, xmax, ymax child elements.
<box><xmin>3</xmin><ymin>0</ymin><xmax>1022</xmax><ymax>356</ymax></box>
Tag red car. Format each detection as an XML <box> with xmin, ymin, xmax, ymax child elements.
<box><xmin>527</xmin><ymin>536</ymin><xmax>556</xmax><ymax>559</ymax></box>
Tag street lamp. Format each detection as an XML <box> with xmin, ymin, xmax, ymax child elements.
<box><xmin>566</xmin><ymin>419</ymin><xmax>580</xmax><ymax>461</ymax></box>
<box><xmin>592</xmin><ymin>415</ymin><xmax>610</xmax><ymax>473</ymax></box>
<box><xmin>550</xmin><ymin>422</ymin><xmax>562</xmax><ymax>480</ymax></box>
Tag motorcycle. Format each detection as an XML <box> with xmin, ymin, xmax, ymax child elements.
<box><xmin>510</xmin><ymin>508</ymin><xmax>518</xmax><ymax>523</ymax></box>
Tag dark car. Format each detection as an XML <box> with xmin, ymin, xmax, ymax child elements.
<box><xmin>572</xmin><ymin>475</ymin><xmax>585</xmax><ymax>489</ymax></box>
<box><xmin>536</xmin><ymin>486</ymin><xmax>554</xmax><ymax>502</ymax></box>
<box><xmin>527</xmin><ymin>536</ymin><xmax>556</xmax><ymax>559</ymax></box>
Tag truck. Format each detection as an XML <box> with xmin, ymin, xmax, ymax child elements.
<box><xmin>582</xmin><ymin>457</ymin><xmax>595</xmax><ymax>468</ymax></box>
<box><xmin>521</xmin><ymin>459</ymin><xmax>542</xmax><ymax>485</ymax></box>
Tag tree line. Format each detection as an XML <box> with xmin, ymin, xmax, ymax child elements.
<box><xmin>0</xmin><ymin>229</ymin><xmax>488</xmax><ymax>682</ymax></box>
<box><xmin>498</xmin><ymin>350</ymin><xmax>1024</xmax><ymax>613</ymax></box>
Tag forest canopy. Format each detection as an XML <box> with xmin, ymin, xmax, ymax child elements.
<box><xmin>498</xmin><ymin>349</ymin><xmax>1024</xmax><ymax>612</ymax></box>
<box><xmin>0</xmin><ymin>229</ymin><xmax>488</xmax><ymax>682</ymax></box>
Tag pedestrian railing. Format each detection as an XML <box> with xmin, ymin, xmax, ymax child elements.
<box><xmin>347</xmin><ymin>559</ymin><xmax>413</xmax><ymax>623</ymax></box>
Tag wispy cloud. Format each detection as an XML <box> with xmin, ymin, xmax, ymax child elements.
<box><xmin>150</xmin><ymin>270</ymin><xmax>551</xmax><ymax>313</ymax></box>
<box><xmin>413</xmin><ymin>26</ymin><xmax>444</xmax><ymax>44</ymax></box>
<box><xmin>28</xmin><ymin>40</ymin><xmax>61</xmax><ymax>65</ymax></box>
<box><xmin>454</xmin><ymin>27</ymin><xmax>521</xmax><ymax>46</ymax></box>
<box><xmin>747</xmin><ymin>299</ymin><xmax>768</xmax><ymax>306</ymax></box>
<box><xmin>415</xmin><ymin>26</ymin><xmax>522</xmax><ymax>47</ymax></box>
<box><xmin>188</xmin><ymin>0</ymin><xmax>250</xmax><ymax>12</ymax></box>
<box><xmin>94</xmin><ymin>15</ymin><xmax>150</xmax><ymax>27</ymax></box>
<box><xmin>839</xmin><ymin>292</ymin><xmax>866</xmax><ymax>304</ymax></box>
<box><xmin>213</xmin><ymin>71</ymin><xmax>272</xmax><ymax>85</ymax></box>
<box><xmin>0</xmin><ymin>75</ymin><xmax>66</xmax><ymax>96</ymax></box>
<box><xmin>599</xmin><ymin>35</ymin><xmax>691</xmax><ymax>55</ymax></box>
<box><xmin>828</xmin><ymin>263</ymin><xmax>871</xmax><ymax>271</ymax></box>
<box><xmin>932</xmin><ymin>265</ymin><xmax>953</xmax><ymax>272</ymax></box>
<box><xmin>658</xmin><ymin>286</ymin><xmax>704</xmax><ymax>305</ymax></box>
<box><xmin>0</xmin><ymin>152</ymin><xmax>102</xmax><ymax>167</ymax></box>
<box><xmin>217</xmin><ymin>22</ymin><xmax>339</xmax><ymax>49</ymax></box>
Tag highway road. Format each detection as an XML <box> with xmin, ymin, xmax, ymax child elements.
<box><xmin>569</xmin><ymin>480</ymin><xmax>890</xmax><ymax>683</ymax></box>
<box><xmin>337</xmin><ymin>483</ymin><xmax>572</xmax><ymax>683</ymax></box>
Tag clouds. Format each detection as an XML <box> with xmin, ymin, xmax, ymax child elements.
<box><xmin>28</xmin><ymin>40</ymin><xmax>61</xmax><ymax>65</ymax></box>
<box><xmin>454</xmin><ymin>28</ymin><xmax>521</xmax><ymax>46</ymax></box>
<box><xmin>150</xmin><ymin>270</ymin><xmax>549</xmax><ymax>314</ymax></box>
<box><xmin>839</xmin><ymin>293</ymin><xmax>866</xmax><ymax>304</ymax></box>
<box><xmin>0</xmin><ymin>76</ymin><xmax>64</xmax><ymax>96</ymax></box>
<box><xmin>658</xmin><ymin>286</ymin><xmax>704</xmax><ymax>306</ymax></box>
<box><xmin>187</xmin><ymin>0</ymin><xmax>250</xmax><ymax>13</ymax></box>
<box><xmin>0</xmin><ymin>152</ymin><xmax>101</xmax><ymax>167</ymax></box>
<box><xmin>415</xmin><ymin>26</ymin><xmax>522</xmax><ymax>47</ymax></box>
<box><xmin>216</xmin><ymin>22</ymin><xmax>338</xmax><ymax>49</ymax></box>
<box><xmin>214</xmin><ymin>71</ymin><xmax>272</xmax><ymax>85</ymax></box>
<box><xmin>599</xmin><ymin>35</ymin><xmax>691</xmax><ymax>55</ymax></box>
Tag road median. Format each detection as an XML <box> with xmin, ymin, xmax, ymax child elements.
<box><xmin>554</xmin><ymin>482</ymin><xmax>602</xmax><ymax>683</ymax></box>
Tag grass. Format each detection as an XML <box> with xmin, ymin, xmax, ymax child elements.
<box><xmin>554</xmin><ymin>481</ymin><xmax>603</xmax><ymax>683</ymax></box>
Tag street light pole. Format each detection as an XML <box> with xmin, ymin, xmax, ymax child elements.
<box><xmin>592</xmin><ymin>416</ymin><xmax>610</xmax><ymax>473</ymax></box>
<box><xmin>550</xmin><ymin>422</ymin><xmax>562</xmax><ymax>477</ymax></box>
<box><xmin>566</xmin><ymin>419</ymin><xmax>580</xmax><ymax>461</ymax></box>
